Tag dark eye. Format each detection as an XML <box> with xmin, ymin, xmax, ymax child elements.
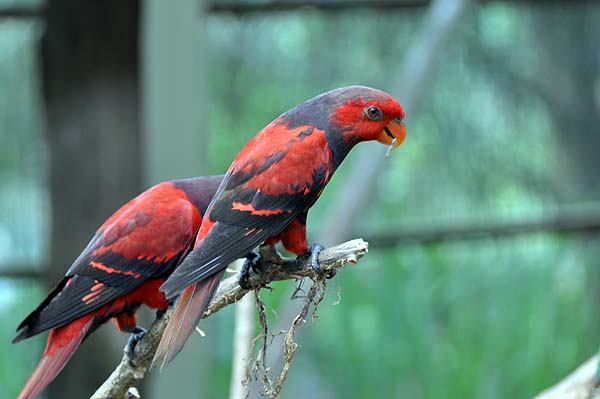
<box><xmin>364</xmin><ymin>105</ymin><xmax>383</xmax><ymax>121</ymax></box>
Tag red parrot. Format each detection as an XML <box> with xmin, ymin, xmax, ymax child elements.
<box><xmin>13</xmin><ymin>175</ymin><xmax>223</xmax><ymax>399</ymax></box>
<box><xmin>154</xmin><ymin>85</ymin><xmax>406</xmax><ymax>367</ymax></box>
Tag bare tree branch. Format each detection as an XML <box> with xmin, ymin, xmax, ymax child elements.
<box><xmin>0</xmin><ymin>6</ymin><xmax>43</xmax><ymax>18</ymax></box>
<box><xmin>0</xmin><ymin>1</ymin><xmax>428</xmax><ymax>20</ymax></box>
<box><xmin>208</xmin><ymin>0</ymin><xmax>428</xmax><ymax>14</ymax></box>
<box><xmin>90</xmin><ymin>239</ymin><xmax>368</xmax><ymax>399</ymax></box>
<box><xmin>1</xmin><ymin>0</ymin><xmax>596</xmax><ymax>20</ymax></box>
<box><xmin>534</xmin><ymin>355</ymin><xmax>600</xmax><ymax>399</ymax></box>
<box><xmin>365</xmin><ymin>202</ymin><xmax>600</xmax><ymax>246</ymax></box>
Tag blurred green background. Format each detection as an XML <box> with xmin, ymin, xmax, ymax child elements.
<box><xmin>1</xmin><ymin>0</ymin><xmax>600</xmax><ymax>398</ymax></box>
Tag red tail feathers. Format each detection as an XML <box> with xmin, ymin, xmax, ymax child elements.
<box><xmin>152</xmin><ymin>270</ymin><xmax>224</xmax><ymax>370</ymax></box>
<box><xmin>17</xmin><ymin>315</ymin><xmax>94</xmax><ymax>399</ymax></box>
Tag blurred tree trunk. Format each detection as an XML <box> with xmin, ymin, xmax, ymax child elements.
<box><xmin>529</xmin><ymin>4</ymin><xmax>600</xmax><ymax>200</ymax></box>
<box><xmin>41</xmin><ymin>1</ymin><xmax>142</xmax><ymax>398</ymax></box>
<box><xmin>141</xmin><ymin>0</ymin><xmax>211</xmax><ymax>397</ymax></box>
<box><xmin>528</xmin><ymin>3</ymin><xmax>600</xmax><ymax>354</ymax></box>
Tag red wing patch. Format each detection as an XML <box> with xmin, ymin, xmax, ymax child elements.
<box><xmin>66</xmin><ymin>181</ymin><xmax>203</xmax><ymax>284</ymax></box>
<box><xmin>230</xmin><ymin>124</ymin><xmax>333</xmax><ymax>197</ymax></box>
<box><xmin>90</xmin><ymin>182</ymin><xmax>202</xmax><ymax>263</ymax></box>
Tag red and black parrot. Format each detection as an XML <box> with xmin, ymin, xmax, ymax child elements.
<box><xmin>13</xmin><ymin>175</ymin><xmax>223</xmax><ymax>399</ymax></box>
<box><xmin>154</xmin><ymin>85</ymin><xmax>406</xmax><ymax>367</ymax></box>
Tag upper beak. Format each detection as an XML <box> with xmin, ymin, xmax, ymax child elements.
<box><xmin>379</xmin><ymin>117</ymin><xmax>406</xmax><ymax>151</ymax></box>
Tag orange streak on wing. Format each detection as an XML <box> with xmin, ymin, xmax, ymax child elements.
<box><xmin>231</xmin><ymin>201</ymin><xmax>288</xmax><ymax>216</ymax></box>
<box><xmin>82</xmin><ymin>291</ymin><xmax>100</xmax><ymax>304</ymax></box>
<box><xmin>90</xmin><ymin>260</ymin><xmax>142</xmax><ymax>279</ymax></box>
<box><xmin>91</xmin><ymin>282</ymin><xmax>104</xmax><ymax>292</ymax></box>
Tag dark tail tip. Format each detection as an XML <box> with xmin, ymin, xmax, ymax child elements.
<box><xmin>13</xmin><ymin>326</ymin><xmax>32</xmax><ymax>344</ymax></box>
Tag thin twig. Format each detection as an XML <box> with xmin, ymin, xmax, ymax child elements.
<box><xmin>90</xmin><ymin>239</ymin><xmax>368</xmax><ymax>399</ymax></box>
<box><xmin>245</xmin><ymin>277</ymin><xmax>327</xmax><ymax>398</ymax></box>
<box><xmin>254</xmin><ymin>291</ymin><xmax>273</xmax><ymax>394</ymax></box>
<box><xmin>229</xmin><ymin>260</ymin><xmax>255</xmax><ymax>399</ymax></box>
<box><xmin>271</xmin><ymin>279</ymin><xmax>326</xmax><ymax>397</ymax></box>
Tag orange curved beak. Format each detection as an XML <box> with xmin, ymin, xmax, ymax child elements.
<box><xmin>378</xmin><ymin>118</ymin><xmax>406</xmax><ymax>156</ymax></box>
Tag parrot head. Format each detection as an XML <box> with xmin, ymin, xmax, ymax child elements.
<box><xmin>326</xmin><ymin>85</ymin><xmax>406</xmax><ymax>155</ymax></box>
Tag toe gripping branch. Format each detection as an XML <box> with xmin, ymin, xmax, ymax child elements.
<box><xmin>124</xmin><ymin>326</ymin><xmax>148</xmax><ymax>362</ymax></box>
<box><xmin>238</xmin><ymin>251</ymin><xmax>262</xmax><ymax>290</ymax></box>
<box><xmin>307</xmin><ymin>243</ymin><xmax>336</xmax><ymax>279</ymax></box>
<box><xmin>238</xmin><ymin>243</ymin><xmax>335</xmax><ymax>290</ymax></box>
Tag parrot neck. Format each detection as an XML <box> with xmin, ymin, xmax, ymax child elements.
<box><xmin>326</xmin><ymin>127</ymin><xmax>361</xmax><ymax>169</ymax></box>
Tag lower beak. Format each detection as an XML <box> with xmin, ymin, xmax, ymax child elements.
<box><xmin>379</xmin><ymin>119</ymin><xmax>406</xmax><ymax>155</ymax></box>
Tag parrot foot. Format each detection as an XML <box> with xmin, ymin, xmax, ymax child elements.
<box><xmin>238</xmin><ymin>251</ymin><xmax>262</xmax><ymax>290</ymax></box>
<box><xmin>305</xmin><ymin>243</ymin><xmax>336</xmax><ymax>279</ymax></box>
<box><xmin>124</xmin><ymin>325</ymin><xmax>147</xmax><ymax>363</ymax></box>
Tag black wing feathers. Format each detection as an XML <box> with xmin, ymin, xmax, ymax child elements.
<box><xmin>162</xmin><ymin>218</ymin><xmax>288</xmax><ymax>297</ymax></box>
<box><xmin>13</xmin><ymin>275</ymin><xmax>122</xmax><ymax>342</ymax></box>
<box><xmin>13</xmin><ymin>277</ymin><xmax>70</xmax><ymax>342</ymax></box>
<box><xmin>15</xmin><ymin>250</ymin><xmax>188</xmax><ymax>341</ymax></box>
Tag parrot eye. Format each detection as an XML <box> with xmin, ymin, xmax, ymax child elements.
<box><xmin>364</xmin><ymin>105</ymin><xmax>383</xmax><ymax>121</ymax></box>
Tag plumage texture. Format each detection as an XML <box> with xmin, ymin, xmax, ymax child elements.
<box><xmin>156</xmin><ymin>85</ymin><xmax>406</xmax><ymax>366</ymax></box>
<box><xmin>14</xmin><ymin>175</ymin><xmax>223</xmax><ymax>399</ymax></box>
